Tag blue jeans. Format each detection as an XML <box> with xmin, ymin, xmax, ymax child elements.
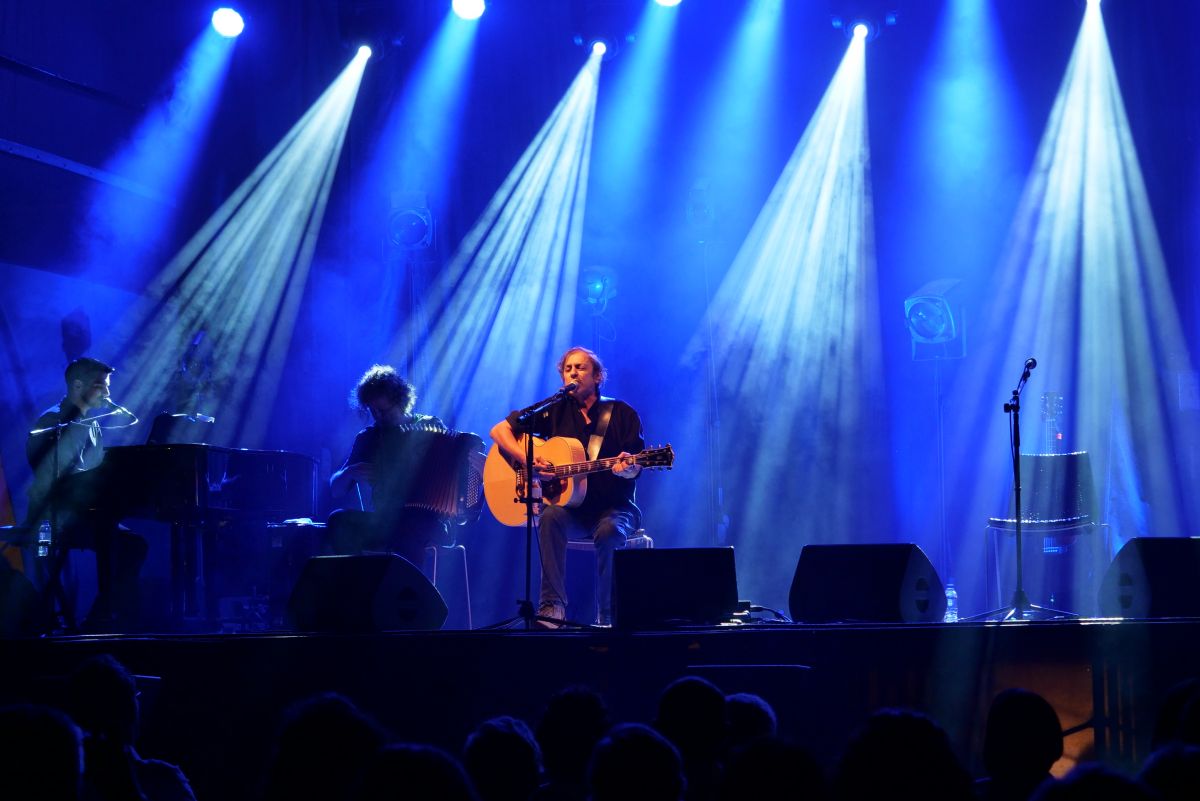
<box><xmin>537</xmin><ymin>505</ymin><xmax>637</xmax><ymax>624</ymax></box>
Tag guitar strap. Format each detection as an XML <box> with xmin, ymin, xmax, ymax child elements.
<box><xmin>587</xmin><ymin>399</ymin><xmax>613</xmax><ymax>461</ymax></box>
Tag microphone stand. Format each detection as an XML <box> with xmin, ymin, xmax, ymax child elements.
<box><xmin>484</xmin><ymin>385</ymin><xmax>588</xmax><ymax>630</ymax></box>
<box><xmin>968</xmin><ymin>361</ymin><xmax>1075</xmax><ymax>622</ymax></box>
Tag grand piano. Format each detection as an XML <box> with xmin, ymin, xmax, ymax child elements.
<box><xmin>64</xmin><ymin>444</ymin><xmax>317</xmax><ymax>624</ymax></box>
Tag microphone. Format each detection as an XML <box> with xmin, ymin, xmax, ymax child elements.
<box><xmin>104</xmin><ymin>397</ymin><xmax>136</xmax><ymax>417</ymax></box>
<box><xmin>1024</xmin><ymin>357</ymin><xmax>1037</xmax><ymax>371</ymax></box>
<box><xmin>557</xmin><ymin>381</ymin><xmax>579</xmax><ymax>396</ymax></box>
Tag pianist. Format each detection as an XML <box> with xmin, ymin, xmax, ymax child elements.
<box><xmin>327</xmin><ymin>365</ymin><xmax>449</xmax><ymax>567</ymax></box>
<box><xmin>25</xmin><ymin>357</ymin><xmax>147</xmax><ymax>631</ymax></box>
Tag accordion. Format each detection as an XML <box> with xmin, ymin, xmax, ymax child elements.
<box><xmin>371</xmin><ymin>423</ymin><xmax>485</xmax><ymax>525</ymax></box>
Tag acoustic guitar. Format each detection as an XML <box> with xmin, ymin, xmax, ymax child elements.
<box><xmin>482</xmin><ymin>437</ymin><xmax>674</xmax><ymax>527</ymax></box>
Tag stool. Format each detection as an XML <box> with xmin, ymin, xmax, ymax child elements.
<box><xmin>984</xmin><ymin>521</ymin><xmax>1111</xmax><ymax>616</ymax></box>
<box><xmin>425</xmin><ymin>543</ymin><xmax>473</xmax><ymax>629</ymax></box>
<box><xmin>566</xmin><ymin>529</ymin><xmax>653</xmax><ymax>624</ymax></box>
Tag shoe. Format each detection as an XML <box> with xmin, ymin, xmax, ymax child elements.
<box><xmin>535</xmin><ymin>603</ymin><xmax>565</xmax><ymax>630</ymax></box>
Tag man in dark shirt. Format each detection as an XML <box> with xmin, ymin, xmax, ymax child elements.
<box><xmin>328</xmin><ymin>365</ymin><xmax>449</xmax><ymax>566</ymax></box>
<box><xmin>25</xmin><ymin>357</ymin><xmax>147</xmax><ymax>631</ymax></box>
<box><xmin>490</xmin><ymin>346</ymin><xmax>643</xmax><ymax>627</ymax></box>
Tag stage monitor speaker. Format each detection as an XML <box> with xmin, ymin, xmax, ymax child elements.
<box><xmin>789</xmin><ymin>543</ymin><xmax>945</xmax><ymax>624</ymax></box>
<box><xmin>286</xmin><ymin>554</ymin><xmax>448</xmax><ymax>632</ymax></box>
<box><xmin>613</xmin><ymin>547</ymin><xmax>738</xmax><ymax>630</ymax></box>
<box><xmin>1099</xmin><ymin>537</ymin><xmax>1200</xmax><ymax>619</ymax></box>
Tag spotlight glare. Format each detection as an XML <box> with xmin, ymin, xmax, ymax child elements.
<box><xmin>211</xmin><ymin>7</ymin><xmax>245</xmax><ymax>38</ymax></box>
<box><xmin>451</xmin><ymin>0</ymin><xmax>486</xmax><ymax>20</ymax></box>
<box><xmin>654</xmin><ymin>0</ymin><xmax>683</xmax><ymax>6</ymax></box>
<box><xmin>853</xmin><ymin>22</ymin><xmax>869</xmax><ymax>39</ymax></box>
<box><xmin>592</xmin><ymin>40</ymin><xmax>608</xmax><ymax>56</ymax></box>
<box><xmin>357</xmin><ymin>44</ymin><xmax>373</xmax><ymax>59</ymax></box>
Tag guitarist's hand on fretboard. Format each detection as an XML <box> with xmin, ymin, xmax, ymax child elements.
<box><xmin>612</xmin><ymin>452</ymin><xmax>641</xmax><ymax>479</ymax></box>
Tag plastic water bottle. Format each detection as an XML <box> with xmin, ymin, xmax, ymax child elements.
<box><xmin>943</xmin><ymin>581</ymin><xmax>959</xmax><ymax>623</ymax></box>
<box><xmin>36</xmin><ymin>520</ymin><xmax>53</xmax><ymax>558</ymax></box>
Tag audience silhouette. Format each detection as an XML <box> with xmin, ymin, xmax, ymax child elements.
<box><xmin>589</xmin><ymin>722</ymin><xmax>685</xmax><ymax>801</ymax></box>
<box><xmin>975</xmin><ymin>688</ymin><xmax>1063</xmax><ymax>801</ymax></box>
<box><xmin>262</xmin><ymin>692</ymin><xmax>388</xmax><ymax>801</ymax></box>
<box><xmin>1028</xmin><ymin>764</ymin><xmax>1155</xmax><ymax>801</ymax></box>
<box><xmin>65</xmin><ymin>654</ymin><xmax>196</xmax><ymax>801</ymax></box>
<box><xmin>532</xmin><ymin>685</ymin><xmax>612</xmax><ymax>801</ymax></box>
<box><xmin>0</xmin><ymin>704</ymin><xmax>83</xmax><ymax>801</ymax></box>
<box><xmin>358</xmin><ymin>743</ymin><xmax>479</xmax><ymax>801</ymax></box>
<box><xmin>833</xmin><ymin>708</ymin><xmax>974</xmax><ymax>801</ymax></box>
<box><xmin>725</xmin><ymin>692</ymin><xmax>777</xmax><ymax>748</ymax></box>
<box><xmin>463</xmin><ymin>716</ymin><xmax>543</xmax><ymax>801</ymax></box>
<box><xmin>654</xmin><ymin>676</ymin><xmax>728</xmax><ymax>800</ymax></box>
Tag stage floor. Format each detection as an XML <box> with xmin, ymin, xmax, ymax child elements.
<box><xmin>2</xmin><ymin>618</ymin><xmax>1193</xmax><ymax>800</ymax></box>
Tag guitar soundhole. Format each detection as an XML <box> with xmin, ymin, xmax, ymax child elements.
<box><xmin>542</xmin><ymin>478</ymin><xmax>564</xmax><ymax>501</ymax></box>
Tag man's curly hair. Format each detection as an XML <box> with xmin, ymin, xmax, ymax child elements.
<box><xmin>351</xmin><ymin>365</ymin><xmax>416</xmax><ymax>416</ymax></box>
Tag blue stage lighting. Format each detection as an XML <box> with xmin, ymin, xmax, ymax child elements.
<box><xmin>591</xmin><ymin>39</ymin><xmax>608</xmax><ymax>56</ymax></box>
<box><xmin>853</xmin><ymin>22</ymin><xmax>869</xmax><ymax>39</ymax></box>
<box><xmin>211</xmin><ymin>8</ymin><xmax>244</xmax><ymax>38</ymax></box>
<box><xmin>654</xmin><ymin>0</ymin><xmax>683</xmax><ymax>6</ymax></box>
<box><xmin>452</xmin><ymin>0</ymin><xmax>486</xmax><ymax>21</ymax></box>
<box><xmin>357</xmin><ymin>44</ymin><xmax>373</xmax><ymax>59</ymax></box>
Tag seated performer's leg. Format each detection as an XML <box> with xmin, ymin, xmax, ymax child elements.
<box><xmin>388</xmin><ymin>509</ymin><xmax>448</xmax><ymax>570</ymax></box>
<box><xmin>592</xmin><ymin>510</ymin><xmax>636</xmax><ymax>627</ymax></box>
<box><xmin>537</xmin><ymin>505</ymin><xmax>576</xmax><ymax>618</ymax></box>
<box><xmin>75</xmin><ymin>519</ymin><xmax>148</xmax><ymax>631</ymax></box>
<box><xmin>326</xmin><ymin>509</ymin><xmax>376</xmax><ymax>555</ymax></box>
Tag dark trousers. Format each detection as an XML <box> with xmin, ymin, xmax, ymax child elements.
<box><xmin>56</xmin><ymin>518</ymin><xmax>148</xmax><ymax>630</ymax></box>
<box><xmin>538</xmin><ymin>505</ymin><xmax>637</xmax><ymax>624</ymax></box>
<box><xmin>326</xmin><ymin>508</ymin><xmax>448</xmax><ymax>569</ymax></box>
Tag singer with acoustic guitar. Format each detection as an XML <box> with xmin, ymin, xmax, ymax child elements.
<box><xmin>489</xmin><ymin>346</ymin><xmax>650</xmax><ymax>629</ymax></box>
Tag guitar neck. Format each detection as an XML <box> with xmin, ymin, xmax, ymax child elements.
<box><xmin>549</xmin><ymin>454</ymin><xmax>630</xmax><ymax>478</ymax></box>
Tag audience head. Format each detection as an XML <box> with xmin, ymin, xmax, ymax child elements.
<box><xmin>983</xmin><ymin>688</ymin><xmax>1063</xmax><ymax>782</ymax></box>
<box><xmin>537</xmin><ymin>685</ymin><xmax>611</xmax><ymax>785</ymax></box>
<box><xmin>720</xmin><ymin>736</ymin><xmax>825</xmax><ymax>801</ymax></box>
<box><xmin>1029</xmin><ymin>764</ymin><xmax>1154</xmax><ymax>801</ymax></box>
<box><xmin>65</xmin><ymin>654</ymin><xmax>140</xmax><ymax>745</ymax></box>
<box><xmin>359</xmin><ymin>743</ymin><xmax>479</xmax><ymax>801</ymax></box>
<box><xmin>590</xmin><ymin>723</ymin><xmax>684</xmax><ymax>801</ymax></box>
<box><xmin>1138</xmin><ymin>743</ymin><xmax>1200</xmax><ymax>801</ymax></box>
<box><xmin>264</xmin><ymin>692</ymin><xmax>388</xmax><ymax>801</ymax></box>
<box><xmin>0</xmin><ymin>704</ymin><xmax>83</xmax><ymax>801</ymax></box>
<box><xmin>463</xmin><ymin>716</ymin><xmax>542</xmax><ymax>801</ymax></box>
<box><xmin>834</xmin><ymin>708</ymin><xmax>973</xmax><ymax>801</ymax></box>
<box><xmin>725</xmin><ymin>692</ymin><xmax>777</xmax><ymax>747</ymax></box>
<box><xmin>1152</xmin><ymin>677</ymin><xmax>1200</xmax><ymax>749</ymax></box>
<box><xmin>654</xmin><ymin>675</ymin><xmax>728</xmax><ymax>764</ymax></box>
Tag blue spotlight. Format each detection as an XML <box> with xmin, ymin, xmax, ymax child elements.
<box><xmin>655</xmin><ymin>0</ymin><xmax>683</xmax><ymax>6</ymax></box>
<box><xmin>591</xmin><ymin>39</ymin><xmax>608</xmax><ymax>57</ymax></box>
<box><xmin>211</xmin><ymin>7</ymin><xmax>244</xmax><ymax>38</ymax></box>
<box><xmin>357</xmin><ymin>44</ymin><xmax>373</xmax><ymax>59</ymax></box>
<box><xmin>853</xmin><ymin>22</ymin><xmax>869</xmax><ymax>39</ymax></box>
<box><xmin>452</xmin><ymin>0</ymin><xmax>486</xmax><ymax>21</ymax></box>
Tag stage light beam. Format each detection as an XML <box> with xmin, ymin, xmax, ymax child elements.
<box><xmin>944</xmin><ymin>0</ymin><xmax>1199</xmax><ymax>614</ymax></box>
<box><xmin>102</xmin><ymin>51</ymin><xmax>369</xmax><ymax>447</ymax></box>
<box><xmin>681</xmin><ymin>32</ymin><xmax>881</xmax><ymax>612</ymax></box>
<box><xmin>382</xmin><ymin>50</ymin><xmax>604</xmax><ymax>434</ymax></box>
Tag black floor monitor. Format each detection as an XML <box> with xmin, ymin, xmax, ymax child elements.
<box><xmin>613</xmin><ymin>546</ymin><xmax>738</xmax><ymax>630</ymax></box>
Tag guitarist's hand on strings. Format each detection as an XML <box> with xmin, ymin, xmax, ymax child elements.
<box><xmin>531</xmin><ymin>455</ymin><xmax>556</xmax><ymax>481</ymax></box>
<box><xmin>612</xmin><ymin>452</ymin><xmax>641</xmax><ymax>479</ymax></box>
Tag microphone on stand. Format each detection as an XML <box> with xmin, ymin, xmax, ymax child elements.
<box><xmin>1024</xmin><ymin>357</ymin><xmax>1037</xmax><ymax>371</ymax></box>
<box><xmin>104</xmin><ymin>397</ymin><xmax>140</xmax><ymax>424</ymax></box>
<box><xmin>557</xmin><ymin>381</ymin><xmax>579</xmax><ymax>396</ymax></box>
